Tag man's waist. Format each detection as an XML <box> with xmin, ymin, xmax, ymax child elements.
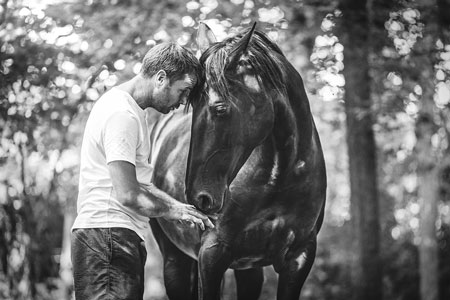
<box><xmin>72</xmin><ymin>210</ymin><xmax>149</xmax><ymax>241</ymax></box>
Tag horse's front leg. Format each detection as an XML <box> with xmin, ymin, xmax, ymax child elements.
<box><xmin>276</xmin><ymin>234</ymin><xmax>317</xmax><ymax>300</ymax></box>
<box><xmin>150</xmin><ymin>219</ymin><xmax>198</xmax><ymax>300</ymax></box>
<box><xmin>198</xmin><ymin>235</ymin><xmax>232</xmax><ymax>300</ymax></box>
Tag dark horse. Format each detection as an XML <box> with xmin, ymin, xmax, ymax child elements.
<box><xmin>149</xmin><ymin>23</ymin><xmax>326</xmax><ymax>300</ymax></box>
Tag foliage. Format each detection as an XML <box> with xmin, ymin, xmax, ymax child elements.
<box><xmin>0</xmin><ymin>0</ymin><xmax>87</xmax><ymax>298</ymax></box>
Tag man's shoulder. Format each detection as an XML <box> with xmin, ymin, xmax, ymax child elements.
<box><xmin>92</xmin><ymin>88</ymin><xmax>134</xmax><ymax>115</ymax></box>
<box><xmin>97</xmin><ymin>88</ymin><xmax>129</xmax><ymax>104</ymax></box>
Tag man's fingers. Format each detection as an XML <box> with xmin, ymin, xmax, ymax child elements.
<box><xmin>188</xmin><ymin>217</ymin><xmax>207</xmax><ymax>230</ymax></box>
<box><xmin>172</xmin><ymin>203</ymin><xmax>216</xmax><ymax>230</ymax></box>
<box><xmin>186</xmin><ymin>209</ymin><xmax>215</xmax><ymax>229</ymax></box>
<box><xmin>204</xmin><ymin>218</ymin><xmax>215</xmax><ymax>228</ymax></box>
<box><xmin>198</xmin><ymin>220</ymin><xmax>205</xmax><ymax>230</ymax></box>
<box><xmin>183</xmin><ymin>217</ymin><xmax>211</xmax><ymax>231</ymax></box>
<box><xmin>185</xmin><ymin>205</ymin><xmax>213</xmax><ymax>220</ymax></box>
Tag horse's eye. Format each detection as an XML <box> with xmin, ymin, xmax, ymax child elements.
<box><xmin>214</xmin><ymin>104</ymin><xmax>228</xmax><ymax>116</ymax></box>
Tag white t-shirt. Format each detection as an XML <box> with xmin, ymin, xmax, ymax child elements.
<box><xmin>72</xmin><ymin>87</ymin><xmax>153</xmax><ymax>240</ymax></box>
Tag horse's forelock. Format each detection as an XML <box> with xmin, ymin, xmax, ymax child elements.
<box><xmin>195</xmin><ymin>29</ymin><xmax>287</xmax><ymax>107</ymax></box>
<box><xmin>205</xmin><ymin>47</ymin><xmax>230</xmax><ymax>101</ymax></box>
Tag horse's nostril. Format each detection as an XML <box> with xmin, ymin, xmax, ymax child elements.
<box><xmin>197</xmin><ymin>193</ymin><xmax>213</xmax><ymax>212</ymax></box>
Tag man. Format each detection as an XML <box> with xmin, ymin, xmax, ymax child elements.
<box><xmin>71</xmin><ymin>42</ymin><xmax>213</xmax><ymax>300</ymax></box>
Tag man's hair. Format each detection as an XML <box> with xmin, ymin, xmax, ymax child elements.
<box><xmin>140</xmin><ymin>42</ymin><xmax>202</xmax><ymax>82</ymax></box>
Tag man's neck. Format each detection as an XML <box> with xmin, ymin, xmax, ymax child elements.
<box><xmin>116</xmin><ymin>74</ymin><xmax>153</xmax><ymax>110</ymax></box>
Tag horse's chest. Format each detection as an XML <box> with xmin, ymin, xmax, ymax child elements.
<box><xmin>226</xmin><ymin>215</ymin><xmax>300</xmax><ymax>269</ymax></box>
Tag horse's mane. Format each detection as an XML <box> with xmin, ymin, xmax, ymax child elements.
<box><xmin>190</xmin><ymin>28</ymin><xmax>288</xmax><ymax>107</ymax></box>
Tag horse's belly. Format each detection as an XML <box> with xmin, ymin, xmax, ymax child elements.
<box><xmin>230</xmin><ymin>256</ymin><xmax>272</xmax><ymax>269</ymax></box>
<box><xmin>226</xmin><ymin>214</ymin><xmax>310</xmax><ymax>269</ymax></box>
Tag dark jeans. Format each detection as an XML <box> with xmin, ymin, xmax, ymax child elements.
<box><xmin>71</xmin><ymin>228</ymin><xmax>147</xmax><ymax>300</ymax></box>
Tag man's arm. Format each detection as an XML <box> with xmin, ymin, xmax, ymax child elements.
<box><xmin>108</xmin><ymin>160</ymin><xmax>214</xmax><ymax>230</ymax></box>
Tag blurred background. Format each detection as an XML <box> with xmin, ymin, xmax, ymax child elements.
<box><xmin>1</xmin><ymin>0</ymin><xmax>450</xmax><ymax>299</ymax></box>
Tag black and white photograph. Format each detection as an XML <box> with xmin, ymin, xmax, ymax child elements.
<box><xmin>1</xmin><ymin>0</ymin><xmax>450</xmax><ymax>299</ymax></box>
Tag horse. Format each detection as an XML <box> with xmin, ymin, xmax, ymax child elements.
<box><xmin>148</xmin><ymin>23</ymin><xmax>327</xmax><ymax>300</ymax></box>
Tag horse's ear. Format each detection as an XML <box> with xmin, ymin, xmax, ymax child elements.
<box><xmin>197</xmin><ymin>22</ymin><xmax>217</xmax><ymax>53</ymax></box>
<box><xmin>226</xmin><ymin>22</ymin><xmax>257</xmax><ymax>71</ymax></box>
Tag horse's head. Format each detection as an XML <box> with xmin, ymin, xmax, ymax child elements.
<box><xmin>185</xmin><ymin>23</ymin><xmax>286</xmax><ymax>214</ymax></box>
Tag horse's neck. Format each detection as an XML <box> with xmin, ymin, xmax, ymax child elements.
<box><xmin>269</xmin><ymin>86</ymin><xmax>314</xmax><ymax>186</ymax></box>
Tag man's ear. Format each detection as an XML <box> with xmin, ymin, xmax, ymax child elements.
<box><xmin>155</xmin><ymin>70</ymin><xmax>168</xmax><ymax>87</ymax></box>
<box><xmin>197</xmin><ymin>22</ymin><xmax>217</xmax><ymax>53</ymax></box>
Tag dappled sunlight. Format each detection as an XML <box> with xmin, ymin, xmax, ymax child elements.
<box><xmin>311</xmin><ymin>11</ymin><xmax>344</xmax><ymax>102</ymax></box>
<box><xmin>385</xmin><ymin>8</ymin><xmax>423</xmax><ymax>56</ymax></box>
<box><xmin>257</xmin><ymin>7</ymin><xmax>284</xmax><ymax>24</ymax></box>
<box><xmin>435</xmin><ymin>41</ymin><xmax>450</xmax><ymax>109</ymax></box>
<box><xmin>435</xmin><ymin>82</ymin><xmax>450</xmax><ymax>108</ymax></box>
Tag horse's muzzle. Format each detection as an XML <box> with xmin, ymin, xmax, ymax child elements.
<box><xmin>197</xmin><ymin>192</ymin><xmax>214</xmax><ymax>213</ymax></box>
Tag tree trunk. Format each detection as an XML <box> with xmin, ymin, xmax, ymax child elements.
<box><xmin>370</xmin><ymin>1</ymin><xmax>399</xmax><ymax>285</ymax></box>
<box><xmin>418</xmin><ymin>166</ymin><xmax>439</xmax><ymax>300</ymax></box>
<box><xmin>416</xmin><ymin>112</ymin><xmax>439</xmax><ymax>300</ymax></box>
<box><xmin>414</xmin><ymin>1</ymin><xmax>440</xmax><ymax>300</ymax></box>
<box><xmin>338</xmin><ymin>0</ymin><xmax>382</xmax><ymax>299</ymax></box>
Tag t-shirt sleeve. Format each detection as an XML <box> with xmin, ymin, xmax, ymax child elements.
<box><xmin>103</xmin><ymin>111</ymin><xmax>140</xmax><ymax>165</ymax></box>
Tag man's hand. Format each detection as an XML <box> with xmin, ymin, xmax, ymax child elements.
<box><xmin>163</xmin><ymin>202</ymin><xmax>215</xmax><ymax>230</ymax></box>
